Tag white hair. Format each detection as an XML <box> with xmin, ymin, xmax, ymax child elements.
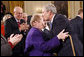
<box><xmin>14</xmin><ymin>6</ymin><xmax>22</xmax><ymax>12</ymax></box>
<box><xmin>43</xmin><ymin>4</ymin><xmax>57</xmax><ymax>14</ymax></box>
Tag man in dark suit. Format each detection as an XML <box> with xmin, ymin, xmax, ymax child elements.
<box><xmin>70</xmin><ymin>9</ymin><xmax>83</xmax><ymax>56</ymax></box>
<box><xmin>70</xmin><ymin>9</ymin><xmax>83</xmax><ymax>44</ymax></box>
<box><xmin>4</xmin><ymin>6</ymin><xmax>26</xmax><ymax>56</ymax></box>
<box><xmin>42</xmin><ymin>4</ymin><xmax>75</xmax><ymax>56</ymax></box>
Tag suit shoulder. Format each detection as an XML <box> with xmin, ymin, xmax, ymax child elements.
<box><xmin>5</xmin><ymin>17</ymin><xmax>14</xmax><ymax>22</ymax></box>
<box><xmin>71</xmin><ymin>17</ymin><xmax>79</xmax><ymax>23</ymax></box>
<box><xmin>54</xmin><ymin>14</ymin><xmax>68</xmax><ymax>23</ymax></box>
<box><xmin>57</xmin><ymin>14</ymin><xmax>65</xmax><ymax>18</ymax></box>
<box><xmin>55</xmin><ymin>14</ymin><xmax>67</xmax><ymax>20</ymax></box>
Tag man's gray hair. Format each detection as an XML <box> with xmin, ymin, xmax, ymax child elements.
<box><xmin>44</xmin><ymin>4</ymin><xmax>57</xmax><ymax>14</ymax></box>
<box><xmin>14</xmin><ymin>6</ymin><xmax>22</xmax><ymax>12</ymax></box>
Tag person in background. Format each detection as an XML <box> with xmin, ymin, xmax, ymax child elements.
<box><xmin>71</xmin><ymin>9</ymin><xmax>83</xmax><ymax>43</ymax></box>
<box><xmin>22</xmin><ymin>13</ymin><xmax>28</xmax><ymax>22</ymax></box>
<box><xmin>4</xmin><ymin>6</ymin><xmax>26</xmax><ymax>56</ymax></box>
<box><xmin>1</xmin><ymin>34</ymin><xmax>23</xmax><ymax>56</ymax></box>
<box><xmin>27</xmin><ymin>15</ymin><xmax>32</xmax><ymax>29</ymax></box>
<box><xmin>22</xmin><ymin>13</ymin><xmax>31</xmax><ymax>37</ymax></box>
<box><xmin>70</xmin><ymin>8</ymin><xmax>83</xmax><ymax>56</ymax></box>
<box><xmin>70</xmin><ymin>8</ymin><xmax>83</xmax><ymax>44</ymax></box>
<box><xmin>24</xmin><ymin>14</ymin><xmax>69</xmax><ymax>56</ymax></box>
<box><xmin>1</xmin><ymin>1</ymin><xmax>6</xmax><ymax>20</ymax></box>
<box><xmin>22</xmin><ymin>13</ymin><xmax>30</xmax><ymax>31</ymax></box>
<box><xmin>1</xmin><ymin>13</ymin><xmax>13</xmax><ymax>36</ymax></box>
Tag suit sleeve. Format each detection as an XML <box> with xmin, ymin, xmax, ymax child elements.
<box><xmin>5</xmin><ymin>19</ymin><xmax>21</xmax><ymax>38</ymax></box>
<box><xmin>5</xmin><ymin>20</ymin><xmax>13</xmax><ymax>38</ymax></box>
<box><xmin>32</xmin><ymin>30</ymin><xmax>60</xmax><ymax>52</ymax></box>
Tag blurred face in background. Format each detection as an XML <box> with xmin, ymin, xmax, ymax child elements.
<box><xmin>22</xmin><ymin>13</ymin><xmax>28</xmax><ymax>22</ymax></box>
<box><xmin>14</xmin><ymin>7</ymin><xmax>23</xmax><ymax>20</ymax></box>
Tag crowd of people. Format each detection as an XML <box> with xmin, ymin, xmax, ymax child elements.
<box><xmin>1</xmin><ymin>3</ymin><xmax>83</xmax><ymax>56</ymax></box>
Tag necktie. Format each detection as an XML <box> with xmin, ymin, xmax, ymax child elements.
<box><xmin>17</xmin><ymin>21</ymin><xmax>20</xmax><ymax>27</ymax></box>
<box><xmin>48</xmin><ymin>21</ymin><xmax>52</xmax><ymax>30</ymax></box>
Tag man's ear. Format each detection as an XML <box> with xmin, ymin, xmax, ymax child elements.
<box><xmin>48</xmin><ymin>11</ymin><xmax>51</xmax><ymax>15</ymax></box>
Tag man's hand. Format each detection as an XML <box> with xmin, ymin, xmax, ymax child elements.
<box><xmin>57</xmin><ymin>29</ymin><xmax>69</xmax><ymax>40</ymax></box>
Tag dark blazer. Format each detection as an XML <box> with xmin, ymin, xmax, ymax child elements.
<box><xmin>51</xmin><ymin>14</ymin><xmax>71</xmax><ymax>37</ymax></box>
<box><xmin>4</xmin><ymin>17</ymin><xmax>24</xmax><ymax>56</ymax></box>
<box><xmin>1</xmin><ymin>34</ymin><xmax>12</xmax><ymax>56</ymax></box>
<box><xmin>43</xmin><ymin>14</ymin><xmax>74</xmax><ymax>56</ymax></box>
<box><xmin>70</xmin><ymin>16</ymin><xmax>83</xmax><ymax>43</ymax></box>
<box><xmin>24</xmin><ymin>27</ymin><xmax>60</xmax><ymax>56</ymax></box>
<box><xmin>5</xmin><ymin>17</ymin><xmax>21</xmax><ymax>38</ymax></box>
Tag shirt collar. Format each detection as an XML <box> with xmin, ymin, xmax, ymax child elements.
<box><xmin>50</xmin><ymin>14</ymin><xmax>55</xmax><ymax>23</ymax></box>
<box><xmin>77</xmin><ymin>15</ymin><xmax>81</xmax><ymax>18</ymax></box>
<box><xmin>15</xmin><ymin>18</ymin><xmax>20</xmax><ymax>22</ymax></box>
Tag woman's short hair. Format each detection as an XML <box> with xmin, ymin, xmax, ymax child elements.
<box><xmin>30</xmin><ymin>14</ymin><xmax>41</xmax><ymax>26</ymax></box>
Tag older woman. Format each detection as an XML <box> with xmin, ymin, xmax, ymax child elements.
<box><xmin>24</xmin><ymin>14</ymin><xmax>69</xmax><ymax>56</ymax></box>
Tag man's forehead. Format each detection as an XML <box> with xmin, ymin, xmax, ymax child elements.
<box><xmin>14</xmin><ymin>7</ymin><xmax>23</xmax><ymax>12</ymax></box>
<box><xmin>15</xmin><ymin>10</ymin><xmax>23</xmax><ymax>13</ymax></box>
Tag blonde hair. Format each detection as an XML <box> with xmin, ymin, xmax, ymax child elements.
<box><xmin>30</xmin><ymin>14</ymin><xmax>41</xmax><ymax>26</ymax></box>
<box><xmin>3</xmin><ymin>14</ymin><xmax>12</xmax><ymax>23</ymax></box>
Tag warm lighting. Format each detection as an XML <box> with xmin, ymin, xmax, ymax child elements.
<box><xmin>36</xmin><ymin>7</ymin><xmax>42</xmax><ymax>13</ymax></box>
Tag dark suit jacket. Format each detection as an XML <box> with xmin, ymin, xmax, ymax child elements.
<box><xmin>4</xmin><ymin>17</ymin><xmax>24</xmax><ymax>56</ymax></box>
<box><xmin>5</xmin><ymin>17</ymin><xmax>21</xmax><ymax>38</ymax></box>
<box><xmin>43</xmin><ymin>14</ymin><xmax>74</xmax><ymax>56</ymax></box>
<box><xmin>70</xmin><ymin>16</ymin><xmax>83</xmax><ymax>43</ymax></box>
<box><xmin>24</xmin><ymin>27</ymin><xmax>60</xmax><ymax>56</ymax></box>
<box><xmin>69</xmin><ymin>16</ymin><xmax>83</xmax><ymax>56</ymax></box>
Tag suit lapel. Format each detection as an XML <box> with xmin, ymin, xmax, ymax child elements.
<box><xmin>12</xmin><ymin>17</ymin><xmax>19</xmax><ymax>28</ymax></box>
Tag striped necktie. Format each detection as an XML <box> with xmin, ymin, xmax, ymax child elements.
<box><xmin>49</xmin><ymin>22</ymin><xmax>52</xmax><ymax>30</ymax></box>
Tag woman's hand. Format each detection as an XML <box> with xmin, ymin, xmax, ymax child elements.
<box><xmin>8</xmin><ymin>34</ymin><xmax>23</xmax><ymax>46</ymax></box>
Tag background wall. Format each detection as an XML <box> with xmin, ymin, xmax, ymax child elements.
<box><xmin>2</xmin><ymin>1</ymin><xmax>83</xmax><ymax>19</ymax></box>
<box><xmin>24</xmin><ymin>1</ymin><xmax>51</xmax><ymax>15</ymax></box>
<box><xmin>68</xmin><ymin>1</ymin><xmax>83</xmax><ymax>19</ymax></box>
